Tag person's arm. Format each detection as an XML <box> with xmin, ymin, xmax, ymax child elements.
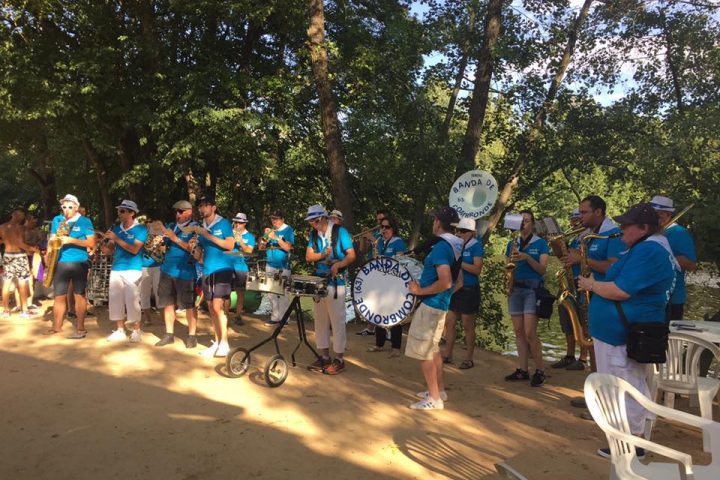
<box><xmin>330</xmin><ymin>248</ymin><xmax>356</xmax><ymax>277</ymax></box>
<box><xmin>271</xmin><ymin>232</ymin><xmax>293</xmax><ymax>253</ymax></box>
<box><xmin>516</xmin><ymin>251</ymin><xmax>548</xmax><ymax>275</ymax></box>
<box><xmin>410</xmin><ymin>264</ymin><xmax>451</xmax><ymax>296</ymax></box>
<box><xmin>577</xmin><ymin>274</ymin><xmax>630</xmax><ymax>301</ymax></box>
<box><xmin>675</xmin><ymin>255</ymin><xmax>696</xmax><ymax>272</ymax></box>
<box><xmin>109</xmin><ymin>234</ymin><xmax>144</xmax><ymax>255</ymax></box>
<box><xmin>199</xmin><ymin>228</ymin><xmax>235</xmax><ymax>251</ymax></box>
<box><xmin>462</xmin><ymin>256</ymin><xmax>483</xmax><ymax>275</ymax></box>
<box><xmin>164</xmin><ymin>226</ymin><xmax>192</xmax><ymax>252</ymax></box>
<box><xmin>305</xmin><ymin>245</ymin><xmax>326</xmax><ymax>263</ymax></box>
<box><xmin>453</xmin><ymin>268</ymin><xmax>463</xmax><ymax>293</ymax></box>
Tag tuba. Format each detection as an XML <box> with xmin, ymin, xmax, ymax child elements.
<box><xmin>43</xmin><ymin>218</ymin><xmax>69</xmax><ymax>288</ymax></box>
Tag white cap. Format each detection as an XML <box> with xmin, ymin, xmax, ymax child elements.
<box><xmin>232</xmin><ymin>212</ymin><xmax>248</xmax><ymax>223</ymax></box>
<box><xmin>329</xmin><ymin>209</ymin><xmax>343</xmax><ymax>220</ymax></box>
<box><xmin>115</xmin><ymin>199</ymin><xmax>139</xmax><ymax>213</ymax></box>
<box><xmin>60</xmin><ymin>194</ymin><xmax>79</xmax><ymax>205</ymax></box>
<box><xmin>452</xmin><ymin>218</ymin><xmax>476</xmax><ymax>231</ymax></box>
<box><xmin>304</xmin><ymin>204</ymin><xmax>327</xmax><ymax>221</ymax></box>
<box><xmin>650</xmin><ymin>195</ymin><xmax>675</xmax><ymax>212</ymax></box>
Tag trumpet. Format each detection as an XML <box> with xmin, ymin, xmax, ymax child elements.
<box><xmin>663</xmin><ymin>203</ymin><xmax>694</xmax><ymax>231</ymax></box>
<box><xmin>351</xmin><ymin>225</ymin><xmax>380</xmax><ymax>240</ymax></box>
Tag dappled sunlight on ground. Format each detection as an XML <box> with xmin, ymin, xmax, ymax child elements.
<box><xmin>0</xmin><ymin>300</ymin><xmax>712</xmax><ymax>479</ymax></box>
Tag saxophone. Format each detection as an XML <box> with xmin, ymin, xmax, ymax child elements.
<box><xmin>504</xmin><ymin>231</ymin><xmax>520</xmax><ymax>295</ymax></box>
<box><xmin>547</xmin><ymin>226</ymin><xmax>586</xmax><ymax>298</ymax></box>
<box><xmin>43</xmin><ymin>218</ymin><xmax>69</xmax><ymax>288</ymax></box>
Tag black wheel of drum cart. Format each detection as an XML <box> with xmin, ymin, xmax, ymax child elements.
<box><xmin>264</xmin><ymin>354</ymin><xmax>289</xmax><ymax>388</ymax></box>
<box><xmin>226</xmin><ymin>347</ymin><xmax>251</xmax><ymax>378</ymax></box>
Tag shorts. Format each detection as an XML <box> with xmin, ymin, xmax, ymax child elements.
<box><xmin>449</xmin><ymin>285</ymin><xmax>480</xmax><ymax>315</ymax></box>
<box><xmin>667</xmin><ymin>303</ymin><xmax>684</xmax><ymax>321</ymax></box>
<box><xmin>558</xmin><ymin>303</ymin><xmax>574</xmax><ymax>335</ymax></box>
<box><xmin>2</xmin><ymin>253</ymin><xmax>31</xmax><ymax>282</ymax></box>
<box><xmin>54</xmin><ymin>261</ymin><xmax>89</xmax><ymax>296</ymax></box>
<box><xmin>233</xmin><ymin>270</ymin><xmax>248</xmax><ymax>290</ymax></box>
<box><xmin>405</xmin><ymin>303</ymin><xmax>447</xmax><ymax>361</ymax></box>
<box><xmin>202</xmin><ymin>270</ymin><xmax>233</xmax><ymax>301</ymax></box>
<box><xmin>157</xmin><ymin>272</ymin><xmax>195</xmax><ymax>309</ymax></box>
<box><xmin>508</xmin><ymin>282</ymin><xmax>539</xmax><ymax>316</ymax></box>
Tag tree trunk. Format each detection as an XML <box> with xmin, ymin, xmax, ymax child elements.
<box><xmin>306</xmin><ymin>0</ymin><xmax>355</xmax><ymax>231</ymax></box>
<box><xmin>484</xmin><ymin>0</ymin><xmax>594</xmax><ymax>239</ymax></box>
<box><xmin>26</xmin><ymin>126</ymin><xmax>57</xmax><ymax>221</ymax></box>
<box><xmin>82</xmin><ymin>139</ymin><xmax>114</xmax><ymax>229</ymax></box>
<box><xmin>456</xmin><ymin>0</ymin><xmax>505</xmax><ymax>177</ymax></box>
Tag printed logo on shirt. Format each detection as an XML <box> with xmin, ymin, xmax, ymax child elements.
<box><xmin>213</xmin><ymin>229</ymin><xmax>222</xmax><ymax>235</ymax></box>
<box><xmin>72</xmin><ymin>226</ymin><xmax>81</xmax><ymax>232</ymax></box>
<box><xmin>528</xmin><ymin>248</ymin><xmax>539</xmax><ymax>255</ymax></box>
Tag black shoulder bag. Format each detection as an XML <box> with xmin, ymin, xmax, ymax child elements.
<box><xmin>614</xmin><ymin>301</ymin><xmax>669</xmax><ymax>364</ymax></box>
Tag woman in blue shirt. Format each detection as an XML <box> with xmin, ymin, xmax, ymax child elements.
<box><xmin>504</xmin><ymin>210</ymin><xmax>549</xmax><ymax>387</ymax></box>
<box><xmin>366</xmin><ymin>216</ymin><xmax>408</xmax><ymax>358</ymax></box>
<box><xmin>578</xmin><ymin>203</ymin><xmax>676</xmax><ymax>458</ymax></box>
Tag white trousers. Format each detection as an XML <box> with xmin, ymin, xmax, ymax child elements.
<box><xmin>266</xmin><ymin>266</ymin><xmax>290</xmax><ymax>322</ymax></box>
<box><xmin>313</xmin><ymin>285</ymin><xmax>347</xmax><ymax>354</ymax></box>
<box><xmin>140</xmin><ymin>266</ymin><xmax>161</xmax><ymax>310</ymax></box>
<box><xmin>593</xmin><ymin>337</ymin><xmax>653</xmax><ymax>435</ymax></box>
<box><xmin>109</xmin><ymin>270</ymin><xmax>142</xmax><ymax>323</ymax></box>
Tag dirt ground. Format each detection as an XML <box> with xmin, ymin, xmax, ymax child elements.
<box><xmin>0</xmin><ymin>301</ymin><xmax>712</xmax><ymax>480</ymax></box>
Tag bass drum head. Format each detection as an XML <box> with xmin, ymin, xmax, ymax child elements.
<box><xmin>352</xmin><ymin>257</ymin><xmax>417</xmax><ymax>328</ymax></box>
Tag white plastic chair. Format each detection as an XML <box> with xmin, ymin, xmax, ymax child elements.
<box><xmin>655</xmin><ymin>333</ymin><xmax>720</xmax><ymax>450</ymax></box>
<box><xmin>585</xmin><ymin>372</ymin><xmax>720</xmax><ymax>480</ymax></box>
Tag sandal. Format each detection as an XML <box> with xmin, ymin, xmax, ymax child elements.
<box><xmin>67</xmin><ymin>330</ymin><xmax>88</xmax><ymax>340</ymax></box>
<box><xmin>388</xmin><ymin>349</ymin><xmax>401</xmax><ymax>358</ymax></box>
<box><xmin>442</xmin><ymin>356</ymin><xmax>453</xmax><ymax>364</ymax></box>
<box><xmin>43</xmin><ymin>329</ymin><xmax>61</xmax><ymax>336</ymax></box>
<box><xmin>459</xmin><ymin>360</ymin><xmax>474</xmax><ymax>369</ymax></box>
<box><xmin>367</xmin><ymin>345</ymin><xmax>384</xmax><ymax>352</ymax></box>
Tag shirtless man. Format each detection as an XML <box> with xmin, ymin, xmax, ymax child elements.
<box><xmin>0</xmin><ymin>208</ymin><xmax>39</xmax><ymax>318</ymax></box>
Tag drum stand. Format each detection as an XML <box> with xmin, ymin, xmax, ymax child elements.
<box><xmin>225</xmin><ymin>295</ymin><xmax>326</xmax><ymax>387</ymax></box>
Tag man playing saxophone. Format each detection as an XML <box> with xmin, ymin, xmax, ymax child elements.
<box><xmin>46</xmin><ymin>194</ymin><xmax>96</xmax><ymax>338</ymax></box>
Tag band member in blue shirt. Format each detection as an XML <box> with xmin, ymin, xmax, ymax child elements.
<box><xmin>406</xmin><ymin>206</ymin><xmax>463</xmax><ymax>410</ymax></box>
<box><xmin>366</xmin><ymin>216</ymin><xmax>408</xmax><ymax>358</ymax></box>
<box><xmin>45</xmin><ymin>194</ymin><xmax>96</xmax><ymax>338</ymax></box>
<box><xmin>103</xmin><ymin>200</ymin><xmax>148</xmax><ymax>343</ymax></box>
<box><xmin>263</xmin><ymin>210</ymin><xmax>294</xmax><ymax>325</ymax></box>
<box><xmin>230</xmin><ymin>212</ymin><xmax>256</xmax><ymax>326</ymax></box>
<box><xmin>155</xmin><ymin>200</ymin><xmax>200</xmax><ymax>348</ymax></box>
<box><xmin>504</xmin><ymin>210</ymin><xmax>549</xmax><ymax>387</ymax></box>
<box><xmin>650</xmin><ymin>195</ymin><xmax>697</xmax><ymax>320</ymax></box>
<box><xmin>195</xmin><ymin>194</ymin><xmax>235</xmax><ymax>357</ymax></box>
<box><xmin>444</xmin><ymin>217</ymin><xmax>484</xmax><ymax>369</ymax></box>
<box><xmin>305</xmin><ymin>205</ymin><xmax>356</xmax><ymax>375</ymax></box>
<box><xmin>578</xmin><ymin>203</ymin><xmax>676</xmax><ymax>457</ymax></box>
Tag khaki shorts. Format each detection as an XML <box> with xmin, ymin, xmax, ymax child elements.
<box><xmin>405</xmin><ymin>303</ymin><xmax>447</xmax><ymax>361</ymax></box>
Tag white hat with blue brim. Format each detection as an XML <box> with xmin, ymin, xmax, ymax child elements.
<box><xmin>650</xmin><ymin>195</ymin><xmax>675</xmax><ymax>213</ymax></box>
<box><xmin>304</xmin><ymin>204</ymin><xmax>327</xmax><ymax>221</ymax></box>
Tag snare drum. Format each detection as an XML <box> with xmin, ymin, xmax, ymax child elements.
<box><xmin>246</xmin><ymin>271</ymin><xmax>287</xmax><ymax>295</ymax></box>
<box><xmin>287</xmin><ymin>275</ymin><xmax>328</xmax><ymax>297</ymax></box>
<box><xmin>352</xmin><ymin>256</ymin><xmax>421</xmax><ymax>328</ymax></box>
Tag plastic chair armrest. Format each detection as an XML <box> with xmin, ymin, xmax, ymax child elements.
<box><xmin>607</xmin><ymin>427</ymin><xmax>694</xmax><ymax>473</ymax></box>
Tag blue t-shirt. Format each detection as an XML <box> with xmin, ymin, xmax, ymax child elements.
<box><xmin>266</xmin><ymin>224</ymin><xmax>294</xmax><ymax>269</ymax></box>
<box><xmin>585</xmin><ymin>219</ymin><xmax>625</xmax><ymax>281</ymax></box>
<box><xmin>112</xmin><ymin>223</ymin><xmax>148</xmax><ymax>271</ymax></box>
<box><xmin>377</xmin><ymin>236</ymin><xmax>407</xmax><ymax>257</ymax></box>
<box><xmin>460</xmin><ymin>238</ymin><xmax>484</xmax><ymax>287</ymax></box>
<box><xmin>198</xmin><ymin>216</ymin><xmax>234</xmax><ymax>276</ymax></box>
<box><xmin>665</xmin><ymin>224</ymin><xmax>696</xmax><ymax>304</ymax></box>
<box><xmin>367</xmin><ymin>230</ymin><xmax>384</xmax><ymax>260</ymax></box>
<box><xmin>52</xmin><ymin>215</ymin><xmax>94</xmax><ymax>263</ymax></box>
<box><xmin>160</xmin><ymin>221</ymin><xmax>198</xmax><ymax>281</ymax></box>
<box><xmin>307</xmin><ymin>224</ymin><xmax>354</xmax><ymax>286</ymax></box>
<box><xmin>588</xmin><ymin>239</ymin><xmax>675</xmax><ymax>346</ymax></box>
<box><xmin>233</xmin><ymin>230</ymin><xmax>256</xmax><ymax>272</ymax></box>
<box><xmin>419</xmin><ymin>240</ymin><xmax>457</xmax><ymax>311</ymax></box>
<box><xmin>504</xmin><ymin>235</ymin><xmax>549</xmax><ymax>282</ymax></box>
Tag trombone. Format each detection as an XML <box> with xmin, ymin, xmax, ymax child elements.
<box><xmin>352</xmin><ymin>225</ymin><xmax>380</xmax><ymax>240</ymax></box>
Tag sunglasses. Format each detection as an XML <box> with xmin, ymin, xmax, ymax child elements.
<box><xmin>458</xmin><ymin>229</ymin><xmax>474</xmax><ymax>234</ymax></box>
<box><xmin>61</xmin><ymin>205</ymin><xmax>75</xmax><ymax>210</ymax></box>
<box><xmin>380</xmin><ymin>225</ymin><xmax>391</xmax><ymax>230</ymax></box>
<box><xmin>117</xmin><ymin>209</ymin><xmax>129</xmax><ymax>214</ymax></box>
<box><xmin>309</xmin><ymin>218</ymin><xmax>321</xmax><ymax>225</ymax></box>
<box><xmin>175</xmin><ymin>209</ymin><xmax>187</xmax><ymax>214</ymax></box>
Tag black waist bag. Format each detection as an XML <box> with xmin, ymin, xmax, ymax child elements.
<box><xmin>535</xmin><ymin>286</ymin><xmax>555</xmax><ymax>320</ymax></box>
<box><xmin>615</xmin><ymin>302</ymin><xmax>668</xmax><ymax>364</ymax></box>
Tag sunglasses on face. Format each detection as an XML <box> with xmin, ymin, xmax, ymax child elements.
<box><xmin>175</xmin><ymin>209</ymin><xmax>187</xmax><ymax>214</ymax></box>
<box><xmin>309</xmin><ymin>218</ymin><xmax>321</xmax><ymax>225</ymax></box>
<box><xmin>117</xmin><ymin>209</ymin><xmax>129</xmax><ymax>214</ymax></box>
<box><xmin>380</xmin><ymin>225</ymin><xmax>391</xmax><ymax>230</ymax></box>
<box><xmin>61</xmin><ymin>205</ymin><xmax>75</xmax><ymax>210</ymax></box>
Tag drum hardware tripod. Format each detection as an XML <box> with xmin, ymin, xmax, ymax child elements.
<box><xmin>225</xmin><ymin>294</ymin><xmax>326</xmax><ymax>387</ymax></box>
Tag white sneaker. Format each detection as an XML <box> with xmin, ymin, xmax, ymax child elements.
<box><xmin>416</xmin><ymin>390</ymin><xmax>448</xmax><ymax>402</ymax></box>
<box><xmin>129</xmin><ymin>330</ymin><xmax>142</xmax><ymax>343</ymax></box>
<box><xmin>125</xmin><ymin>318</ymin><xmax>140</xmax><ymax>327</ymax></box>
<box><xmin>199</xmin><ymin>341</ymin><xmax>217</xmax><ymax>357</ymax></box>
<box><xmin>214</xmin><ymin>342</ymin><xmax>230</xmax><ymax>357</ymax></box>
<box><xmin>410</xmin><ymin>397</ymin><xmax>444</xmax><ymax>410</ymax></box>
<box><xmin>107</xmin><ymin>329</ymin><xmax>127</xmax><ymax>341</ymax></box>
